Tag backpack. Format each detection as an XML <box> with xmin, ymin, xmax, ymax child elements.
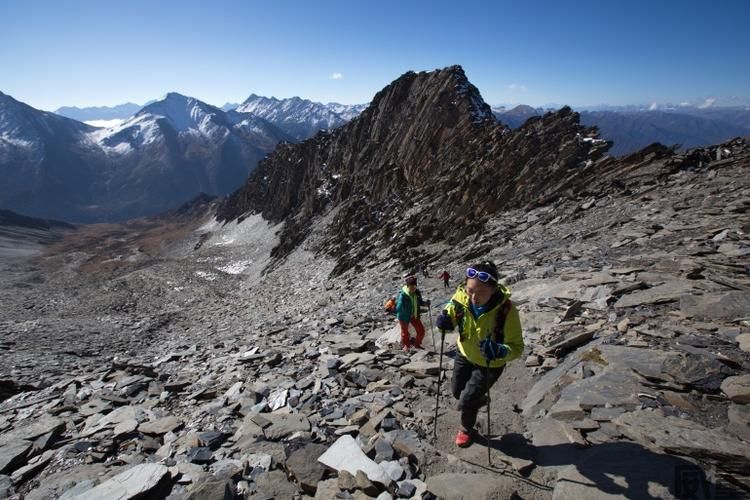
<box><xmin>384</xmin><ymin>297</ymin><xmax>397</xmax><ymax>314</ymax></box>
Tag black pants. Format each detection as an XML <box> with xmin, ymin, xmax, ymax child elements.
<box><xmin>451</xmin><ymin>352</ymin><xmax>504</xmax><ymax>431</ymax></box>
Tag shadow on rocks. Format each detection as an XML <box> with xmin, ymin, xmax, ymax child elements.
<box><xmin>486</xmin><ymin>433</ymin><xmax>746</xmax><ymax>499</ymax></box>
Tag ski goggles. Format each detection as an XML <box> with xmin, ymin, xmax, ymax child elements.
<box><xmin>466</xmin><ymin>267</ymin><xmax>497</xmax><ymax>283</ymax></box>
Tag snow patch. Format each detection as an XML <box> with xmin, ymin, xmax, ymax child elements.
<box><xmin>217</xmin><ymin>260</ymin><xmax>253</xmax><ymax>274</ymax></box>
<box><xmin>84</xmin><ymin>118</ymin><xmax>125</xmax><ymax>128</ymax></box>
<box><xmin>195</xmin><ymin>270</ymin><xmax>218</xmax><ymax>281</ymax></box>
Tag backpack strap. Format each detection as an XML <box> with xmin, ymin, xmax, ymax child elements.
<box><xmin>493</xmin><ymin>299</ymin><xmax>512</xmax><ymax>344</ymax></box>
<box><xmin>452</xmin><ymin>300</ymin><xmax>466</xmax><ymax>341</ymax></box>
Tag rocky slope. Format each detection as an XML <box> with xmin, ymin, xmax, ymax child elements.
<box><xmin>0</xmin><ymin>135</ymin><xmax>748</xmax><ymax>499</ymax></box>
<box><xmin>0</xmin><ymin>64</ymin><xmax>749</xmax><ymax>499</ymax></box>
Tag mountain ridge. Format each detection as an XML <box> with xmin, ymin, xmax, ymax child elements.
<box><xmin>1</xmin><ymin>91</ymin><xmax>291</xmax><ymax>222</ymax></box>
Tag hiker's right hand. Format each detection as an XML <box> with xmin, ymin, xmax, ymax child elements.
<box><xmin>436</xmin><ymin>311</ymin><xmax>453</xmax><ymax>330</ymax></box>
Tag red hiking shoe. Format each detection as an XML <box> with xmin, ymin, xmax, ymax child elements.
<box><xmin>455</xmin><ymin>429</ymin><xmax>473</xmax><ymax>448</ymax></box>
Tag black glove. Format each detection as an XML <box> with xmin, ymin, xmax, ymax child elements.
<box><xmin>436</xmin><ymin>310</ymin><xmax>453</xmax><ymax>330</ymax></box>
<box><xmin>423</xmin><ymin>299</ymin><xmax>431</xmax><ymax>307</ymax></box>
<box><xmin>479</xmin><ymin>338</ymin><xmax>510</xmax><ymax>361</ymax></box>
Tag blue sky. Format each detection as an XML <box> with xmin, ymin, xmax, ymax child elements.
<box><xmin>1</xmin><ymin>0</ymin><xmax>748</xmax><ymax>111</ymax></box>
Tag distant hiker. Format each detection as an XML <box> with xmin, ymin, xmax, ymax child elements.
<box><xmin>422</xmin><ymin>263</ymin><xmax>430</xmax><ymax>277</ymax></box>
<box><xmin>396</xmin><ymin>275</ymin><xmax>430</xmax><ymax>351</ymax></box>
<box><xmin>440</xmin><ymin>270</ymin><xmax>451</xmax><ymax>289</ymax></box>
<box><xmin>435</xmin><ymin>261</ymin><xmax>524</xmax><ymax>447</ymax></box>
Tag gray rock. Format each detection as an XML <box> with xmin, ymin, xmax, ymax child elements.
<box><xmin>383</xmin><ymin>429</ymin><xmax>431</xmax><ymax>465</ymax></box>
<box><xmin>314</xmin><ymin>478</ymin><xmax>341</xmax><ymax>499</ymax></box>
<box><xmin>253</xmin><ymin>469</ymin><xmax>299</xmax><ymax>498</ymax></box>
<box><xmin>286</xmin><ymin>443</ymin><xmax>328</xmax><ymax>495</ymax></box>
<box><xmin>614</xmin><ymin>281</ymin><xmax>695</xmax><ymax>308</ymax></box>
<box><xmin>187</xmin><ymin>447</ymin><xmax>213</xmax><ymax>464</ymax></box>
<box><xmin>380</xmin><ymin>460</ymin><xmax>404</xmax><ymax>482</ymax></box>
<box><xmin>64</xmin><ymin>463</ymin><xmax>171</xmax><ymax>500</ymax></box>
<box><xmin>257</xmin><ymin>412</ymin><xmax>310</xmax><ymax>440</ymax></box>
<box><xmin>374</xmin><ymin>438</ymin><xmax>394</xmax><ymax>462</ymax></box>
<box><xmin>548</xmin><ymin>370</ymin><xmax>643</xmax><ymax>419</ymax></box>
<box><xmin>318</xmin><ymin>434</ymin><xmax>390</xmax><ymax>486</ymax></box>
<box><xmin>727</xmin><ymin>403</ymin><xmax>750</xmax><ymax>442</ymax></box>
<box><xmin>210</xmin><ymin>459</ymin><xmax>243</xmax><ymax>480</ymax></box>
<box><xmin>721</xmin><ymin>374</ymin><xmax>750</xmax><ymax>403</ymax></box>
<box><xmin>4</xmin><ymin>416</ymin><xmax>65</xmax><ymax>442</ymax></box>
<box><xmin>139</xmin><ymin>416</ymin><xmax>182</xmax><ymax>435</ymax></box>
<box><xmin>355</xmin><ymin>469</ymin><xmax>381</xmax><ymax>496</ymax></box>
<box><xmin>0</xmin><ymin>440</ymin><xmax>31</xmax><ymax>474</ymax></box>
<box><xmin>400</xmin><ymin>361</ymin><xmax>440</xmax><ymax>377</ymax></box>
<box><xmin>397</xmin><ymin>481</ymin><xmax>416</xmax><ymax>498</ymax></box>
<box><xmin>197</xmin><ymin>431</ymin><xmax>226</xmax><ymax>449</ymax></box>
<box><xmin>10</xmin><ymin>448</ymin><xmax>54</xmax><ymax>484</ymax></box>
<box><xmin>184</xmin><ymin>478</ymin><xmax>235</xmax><ymax>500</ymax></box>
<box><xmin>661</xmin><ymin>352</ymin><xmax>734</xmax><ymax>392</ymax></box>
<box><xmin>590</xmin><ymin>407</ymin><xmax>626</xmax><ymax>422</ymax></box>
<box><xmin>736</xmin><ymin>333</ymin><xmax>750</xmax><ymax>354</ymax></box>
<box><xmin>0</xmin><ymin>474</ymin><xmax>13</xmax><ymax>498</ymax></box>
<box><xmin>242</xmin><ymin>453</ymin><xmax>273</xmax><ymax>471</ymax></box>
<box><xmin>426</xmin><ymin>473</ymin><xmax>516</xmax><ymax>499</ymax></box>
<box><xmin>680</xmin><ymin>291</ymin><xmax>750</xmax><ymax>320</ymax></box>
<box><xmin>615</xmin><ymin>409</ymin><xmax>750</xmax><ymax>474</ymax></box>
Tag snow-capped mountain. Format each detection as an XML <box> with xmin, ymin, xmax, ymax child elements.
<box><xmin>1</xmin><ymin>91</ymin><xmax>291</xmax><ymax>222</ymax></box>
<box><xmin>236</xmin><ymin>94</ymin><xmax>366</xmax><ymax>141</ymax></box>
<box><xmin>325</xmin><ymin>102</ymin><xmax>369</xmax><ymax>121</ymax></box>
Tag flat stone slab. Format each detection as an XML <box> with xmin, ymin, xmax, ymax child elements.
<box><xmin>258</xmin><ymin>413</ymin><xmax>310</xmax><ymax>440</ymax></box>
<box><xmin>615</xmin><ymin>409</ymin><xmax>750</xmax><ymax>474</ymax></box>
<box><xmin>614</xmin><ymin>281</ymin><xmax>695</xmax><ymax>308</ymax></box>
<box><xmin>727</xmin><ymin>403</ymin><xmax>750</xmax><ymax>442</ymax></box>
<box><xmin>0</xmin><ymin>440</ymin><xmax>31</xmax><ymax>474</ymax></box>
<box><xmin>2</xmin><ymin>416</ymin><xmax>65</xmax><ymax>442</ymax></box>
<box><xmin>253</xmin><ymin>470</ymin><xmax>299</xmax><ymax>499</ymax></box>
<box><xmin>426</xmin><ymin>473</ymin><xmax>516</xmax><ymax>499</ymax></box>
<box><xmin>138</xmin><ymin>416</ymin><xmax>182</xmax><ymax>435</ymax></box>
<box><xmin>680</xmin><ymin>291</ymin><xmax>750</xmax><ymax>320</ymax></box>
<box><xmin>737</xmin><ymin>333</ymin><xmax>750</xmax><ymax>354</ymax></box>
<box><xmin>399</xmin><ymin>361</ymin><xmax>440</xmax><ymax>377</ymax></box>
<box><xmin>549</xmin><ymin>370</ymin><xmax>643</xmax><ymax>419</ymax></box>
<box><xmin>721</xmin><ymin>374</ymin><xmax>750</xmax><ymax>403</ymax></box>
<box><xmin>318</xmin><ymin>434</ymin><xmax>390</xmax><ymax>486</ymax></box>
<box><xmin>64</xmin><ymin>463</ymin><xmax>171</xmax><ymax>499</ymax></box>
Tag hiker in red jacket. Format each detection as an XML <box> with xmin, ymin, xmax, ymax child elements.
<box><xmin>440</xmin><ymin>270</ymin><xmax>451</xmax><ymax>289</ymax></box>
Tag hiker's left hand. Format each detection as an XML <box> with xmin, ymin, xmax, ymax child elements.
<box><xmin>479</xmin><ymin>339</ymin><xmax>509</xmax><ymax>360</ymax></box>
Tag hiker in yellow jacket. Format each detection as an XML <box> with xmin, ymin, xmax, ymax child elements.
<box><xmin>436</xmin><ymin>261</ymin><xmax>524</xmax><ymax>447</ymax></box>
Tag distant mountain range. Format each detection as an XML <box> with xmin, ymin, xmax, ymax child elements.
<box><xmin>55</xmin><ymin>102</ymin><xmax>147</xmax><ymax>122</ymax></box>
<box><xmin>232</xmin><ymin>95</ymin><xmax>367</xmax><ymax>141</ymax></box>
<box><xmin>55</xmin><ymin>96</ymin><xmax>369</xmax><ymax>142</ymax></box>
<box><xmin>0</xmin><ymin>91</ymin><xmax>291</xmax><ymax>222</ymax></box>
<box><xmin>493</xmin><ymin>105</ymin><xmax>750</xmax><ymax>156</ymax></box>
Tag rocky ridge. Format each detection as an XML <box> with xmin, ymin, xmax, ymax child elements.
<box><xmin>0</xmin><ymin>135</ymin><xmax>748</xmax><ymax>498</ymax></box>
<box><xmin>218</xmin><ymin>65</ymin><xmax>617</xmax><ymax>275</ymax></box>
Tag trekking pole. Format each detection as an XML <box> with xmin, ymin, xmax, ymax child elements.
<box><xmin>427</xmin><ymin>302</ymin><xmax>436</xmax><ymax>349</ymax></box>
<box><xmin>485</xmin><ymin>348</ymin><xmax>493</xmax><ymax>467</ymax></box>
<box><xmin>433</xmin><ymin>328</ymin><xmax>446</xmax><ymax>441</ymax></box>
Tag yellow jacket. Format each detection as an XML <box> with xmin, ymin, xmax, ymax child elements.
<box><xmin>443</xmin><ymin>283</ymin><xmax>524</xmax><ymax>368</ymax></box>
